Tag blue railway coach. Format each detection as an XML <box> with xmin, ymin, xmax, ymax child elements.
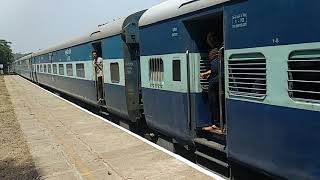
<box><xmin>13</xmin><ymin>0</ymin><xmax>320</xmax><ymax>179</ymax></box>
<box><xmin>14</xmin><ymin>11</ymin><xmax>145</xmax><ymax>123</ymax></box>
<box><xmin>139</xmin><ymin>0</ymin><xmax>320</xmax><ymax>179</ymax></box>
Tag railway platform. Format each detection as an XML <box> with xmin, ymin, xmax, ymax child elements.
<box><xmin>1</xmin><ymin>75</ymin><xmax>223</xmax><ymax>180</ymax></box>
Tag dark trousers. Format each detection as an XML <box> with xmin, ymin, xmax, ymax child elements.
<box><xmin>97</xmin><ymin>76</ymin><xmax>103</xmax><ymax>100</ymax></box>
<box><xmin>208</xmin><ymin>84</ymin><xmax>220</xmax><ymax>125</ymax></box>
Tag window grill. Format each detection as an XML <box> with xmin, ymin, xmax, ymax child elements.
<box><xmin>48</xmin><ymin>64</ymin><xmax>52</xmax><ymax>74</ymax></box>
<box><xmin>288</xmin><ymin>49</ymin><xmax>320</xmax><ymax>102</ymax></box>
<box><xmin>228</xmin><ymin>53</ymin><xmax>267</xmax><ymax>99</ymax></box>
<box><xmin>76</xmin><ymin>63</ymin><xmax>85</xmax><ymax>78</ymax></box>
<box><xmin>53</xmin><ymin>64</ymin><xmax>57</xmax><ymax>74</ymax></box>
<box><xmin>59</xmin><ymin>64</ymin><xmax>64</xmax><ymax>75</ymax></box>
<box><xmin>200</xmin><ymin>56</ymin><xmax>210</xmax><ymax>91</ymax></box>
<box><xmin>66</xmin><ymin>64</ymin><xmax>73</xmax><ymax>76</ymax></box>
<box><xmin>149</xmin><ymin>58</ymin><xmax>164</xmax><ymax>82</ymax></box>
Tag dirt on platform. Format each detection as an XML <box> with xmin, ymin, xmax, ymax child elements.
<box><xmin>0</xmin><ymin>75</ymin><xmax>39</xmax><ymax>179</ymax></box>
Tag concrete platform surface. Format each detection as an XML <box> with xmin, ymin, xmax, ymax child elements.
<box><xmin>4</xmin><ymin>76</ymin><xmax>222</xmax><ymax>180</ymax></box>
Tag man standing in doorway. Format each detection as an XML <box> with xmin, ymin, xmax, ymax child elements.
<box><xmin>92</xmin><ymin>50</ymin><xmax>104</xmax><ymax>105</ymax></box>
<box><xmin>200</xmin><ymin>32</ymin><xmax>223</xmax><ymax>134</ymax></box>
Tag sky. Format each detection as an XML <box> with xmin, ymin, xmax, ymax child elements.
<box><xmin>0</xmin><ymin>0</ymin><xmax>164</xmax><ymax>53</ymax></box>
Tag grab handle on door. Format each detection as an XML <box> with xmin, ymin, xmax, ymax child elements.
<box><xmin>186</xmin><ymin>50</ymin><xmax>192</xmax><ymax>130</ymax></box>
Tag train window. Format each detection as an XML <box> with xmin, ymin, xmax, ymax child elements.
<box><xmin>288</xmin><ymin>49</ymin><xmax>320</xmax><ymax>102</ymax></box>
<box><xmin>228</xmin><ymin>53</ymin><xmax>267</xmax><ymax>99</ymax></box>
<box><xmin>76</xmin><ymin>63</ymin><xmax>85</xmax><ymax>78</ymax></box>
<box><xmin>40</xmin><ymin>64</ymin><xmax>43</xmax><ymax>72</ymax></box>
<box><xmin>44</xmin><ymin>64</ymin><xmax>47</xmax><ymax>73</ymax></box>
<box><xmin>149</xmin><ymin>58</ymin><xmax>164</xmax><ymax>82</ymax></box>
<box><xmin>48</xmin><ymin>64</ymin><xmax>52</xmax><ymax>74</ymax></box>
<box><xmin>37</xmin><ymin>65</ymin><xmax>40</xmax><ymax>72</ymax></box>
<box><xmin>110</xmin><ymin>63</ymin><xmax>120</xmax><ymax>83</ymax></box>
<box><xmin>59</xmin><ymin>64</ymin><xmax>64</xmax><ymax>75</ymax></box>
<box><xmin>66</xmin><ymin>64</ymin><xmax>73</xmax><ymax>76</ymax></box>
<box><xmin>53</xmin><ymin>64</ymin><xmax>57</xmax><ymax>74</ymax></box>
<box><xmin>172</xmin><ymin>60</ymin><xmax>181</xmax><ymax>81</ymax></box>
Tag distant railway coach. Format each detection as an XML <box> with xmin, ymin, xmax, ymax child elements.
<box><xmin>13</xmin><ymin>0</ymin><xmax>320</xmax><ymax>179</ymax></box>
<box><xmin>14</xmin><ymin>11</ymin><xmax>145</xmax><ymax>123</ymax></box>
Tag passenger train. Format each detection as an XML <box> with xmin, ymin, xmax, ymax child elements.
<box><xmin>14</xmin><ymin>0</ymin><xmax>320</xmax><ymax>179</ymax></box>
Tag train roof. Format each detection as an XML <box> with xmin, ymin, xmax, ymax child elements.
<box><xmin>15</xmin><ymin>54</ymin><xmax>32</xmax><ymax>62</ymax></box>
<box><xmin>139</xmin><ymin>0</ymin><xmax>231</xmax><ymax>27</ymax></box>
<box><xmin>33</xmin><ymin>17</ymin><xmax>126</xmax><ymax>56</ymax></box>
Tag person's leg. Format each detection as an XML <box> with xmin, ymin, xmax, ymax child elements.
<box><xmin>209</xmin><ymin>84</ymin><xmax>224</xmax><ymax>133</ymax></box>
<box><xmin>97</xmin><ymin>77</ymin><xmax>103</xmax><ymax>101</ymax></box>
<box><xmin>213</xmin><ymin>84</ymin><xmax>220</xmax><ymax>126</ymax></box>
<box><xmin>203</xmin><ymin>85</ymin><xmax>218</xmax><ymax>131</ymax></box>
<box><xmin>208</xmin><ymin>85</ymin><xmax>215</xmax><ymax>125</ymax></box>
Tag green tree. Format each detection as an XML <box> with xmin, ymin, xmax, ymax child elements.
<box><xmin>0</xmin><ymin>39</ymin><xmax>14</xmax><ymax>72</ymax></box>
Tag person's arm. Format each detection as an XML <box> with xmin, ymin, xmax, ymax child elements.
<box><xmin>92</xmin><ymin>61</ymin><xmax>96</xmax><ymax>81</ymax></box>
<box><xmin>96</xmin><ymin>58</ymin><xmax>103</xmax><ymax>70</ymax></box>
<box><xmin>200</xmin><ymin>70</ymin><xmax>211</xmax><ymax>79</ymax></box>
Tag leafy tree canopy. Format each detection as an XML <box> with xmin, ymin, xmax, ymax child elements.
<box><xmin>0</xmin><ymin>39</ymin><xmax>14</xmax><ymax>67</ymax></box>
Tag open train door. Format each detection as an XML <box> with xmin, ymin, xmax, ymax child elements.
<box><xmin>121</xmin><ymin>10</ymin><xmax>146</xmax><ymax>123</ymax></box>
<box><xmin>29</xmin><ymin>58</ymin><xmax>33</xmax><ymax>80</ymax></box>
<box><xmin>91</xmin><ymin>41</ymin><xmax>106</xmax><ymax>105</ymax></box>
<box><xmin>31</xmin><ymin>56</ymin><xmax>38</xmax><ymax>83</ymax></box>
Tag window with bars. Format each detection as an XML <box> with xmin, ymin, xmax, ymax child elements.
<box><xmin>228</xmin><ymin>53</ymin><xmax>267</xmax><ymax>99</ymax></box>
<box><xmin>53</xmin><ymin>64</ymin><xmax>57</xmax><ymax>74</ymax></box>
<box><xmin>76</xmin><ymin>63</ymin><xmax>85</xmax><ymax>78</ymax></box>
<box><xmin>200</xmin><ymin>54</ymin><xmax>210</xmax><ymax>91</ymax></box>
<box><xmin>59</xmin><ymin>64</ymin><xmax>64</xmax><ymax>75</ymax></box>
<box><xmin>48</xmin><ymin>64</ymin><xmax>52</xmax><ymax>74</ymax></box>
<box><xmin>149</xmin><ymin>58</ymin><xmax>164</xmax><ymax>82</ymax></box>
<box><xmin>66</xmin><ymin>64</ymin><xmax>73</xmax><ymax>76</ymax></box>
<box><xmin>288</xmin><ymin>49</ymin><xmax>320</xmax><ymax>102</ymax></box>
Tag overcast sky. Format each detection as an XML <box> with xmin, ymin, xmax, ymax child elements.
<box><xmin>0</xmin><ymin>0</ymin><xmax>163</xmax><ymax>53</ymax></box>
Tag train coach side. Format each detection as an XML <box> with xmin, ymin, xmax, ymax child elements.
<box><xmin>224</xmin><ymin>0</ymin><xmax>320</xmax><ymax>179</ymax></box>
<box><xmin>26</xmin><ymin>11</ymin><xmax>145</xmax><ymax>123</ymax></box>
<box><xmin>14</xmin><ymin>54</ymin><xmax>33</xmax><ymax>80</ymax></box>
<box><xmin>139</xmin><ymin>0</ymin><xmax>320</xmax><ymax>179</ymax></box>
<box><xmin>32</xmin><ymin>34</ymin><xmax>98</xmax><ymax>105</ymax></box>
<box><xmin>138</xmin><ymin>0</ymin><xmax>230</xmax><ymax>147</ymax></box>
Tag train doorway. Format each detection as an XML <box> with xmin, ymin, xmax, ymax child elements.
<box><xmin>183</xmin><ymin>11</ymin><xmax>228</xmax><ymax>172</ymax></box>
<box><xmin>184</xmin><ymin>12</ymin><xmax>226</xmax><ymax>138</ymax></box>
<box><xmin>31</xmin><ymin>57</ymin><xmax>38</xmax><ymax>83</ymax></box>
<box><xmin>29</xmin><ymin>58</ymin><xmax>33</xmax><ymax>80</ymax></box>
<box><xmin>92</xmin><ymin>41</ymin><xmax>105</xmax><ymax>105</ymax></box>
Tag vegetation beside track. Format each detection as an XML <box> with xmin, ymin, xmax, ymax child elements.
<box><xmin>0</xmin><ymin>76</ymin><xmax>38</xmax><ymax>179</ymax></box>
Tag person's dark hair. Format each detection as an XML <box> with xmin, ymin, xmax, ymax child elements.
<box><xmin>92</xmin><ymin>50</ymin><xmax>97</xmax><ymax>54</ymax></box>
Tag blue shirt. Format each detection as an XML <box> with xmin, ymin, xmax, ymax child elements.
<box><xmin>209</xmin><ymin>58</ymin><xmax>222</xmax><ymax>87</ymax></box>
